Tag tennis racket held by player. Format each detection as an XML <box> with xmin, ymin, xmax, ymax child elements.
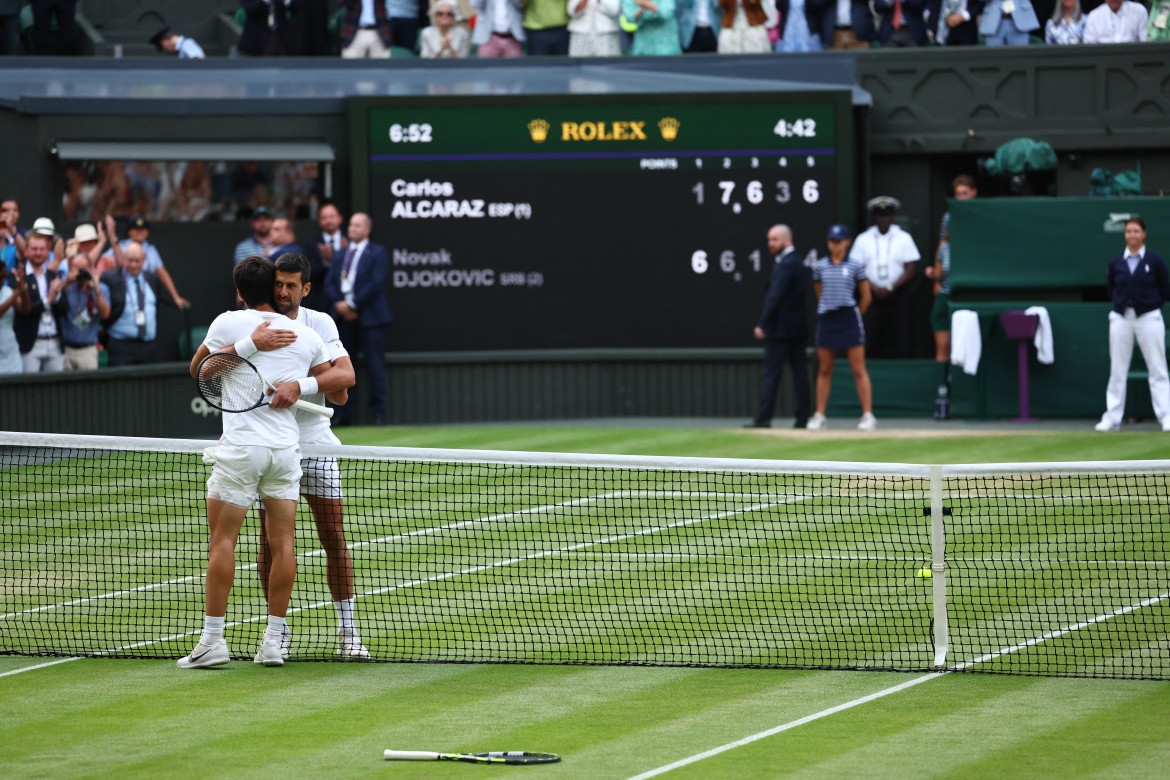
<box><xmin>196</xmin><ymin>352</ymin><xmax>333</xmax><ymax>418</ymax></box>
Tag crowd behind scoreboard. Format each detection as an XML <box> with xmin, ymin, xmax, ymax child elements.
<box><xmin>1</xmin><ymin>0</ymin><xmax>1166</xmax><ymax>59</ymax></box>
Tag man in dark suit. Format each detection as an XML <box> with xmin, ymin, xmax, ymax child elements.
<box><xmin>0</xmin><ymin>0</ymin><xmax>22</xmax><ymax>55</ymax></box>
<box><xmin>265</xmin><ymin>217</ymin><xmax>302</xmax><ymax>261</ymax></box>
<box><xmin>13</xmin><ymin>232</ymin><xmax>68</xmax><ymax>372</ymax></box>
<box><xmin>304</xmin><ymin>203</ymin><xmax>346</xmax><ymax>309</ymax></box>
<box><xmin>99</xmin><ymin>242</ymin><xmax>179</xmax><ymax>367</ymax></box>
<box><xmin>340</xmin><ymin>0</ymin><xmax>394</xmax><ymax>57</ymax></box>
<box><xmin>324</xmin><ymin>212</ymin><xmax>392</xmax><ymax>425</ymax></box>
<box><xmin>32</xmin><ymin>0</ymin><xmax>77</xmax><ymax>55</ymax></box>
<box><xmin>748</xmin><ymin>224</ymin><xmax>812</xmax><ymax>429</ymax></box>
<box><xmin>239</xmin><ymin>0</ymin><xmax>295</xmax><ymax>56</ymax></box>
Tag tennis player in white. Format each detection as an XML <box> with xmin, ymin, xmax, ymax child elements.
<box><xmin>249</xmin><ymin>252</ymin><xmax>369</xmax><ymax>659</ymax></box>
<box><xmin>178</xmin><ymin>256</ymin><xmax>334</xmax><ymax>669</ymax></box>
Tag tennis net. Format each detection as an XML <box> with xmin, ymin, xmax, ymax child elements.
<box><xmin>1</xmin><ymin>432</ymin><xmax>1167</xmax><ymax>679</ymax></box>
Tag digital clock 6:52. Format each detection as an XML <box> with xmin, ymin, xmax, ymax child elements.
<box><xmin>388</xmin><ymin>123</ymin><xmax>433</xmax><ymax>143</ymax></box>
<box><xmin>772</xmin><ymin>118</ymin><xmax>817</xmax><ymax>138</ymax></box>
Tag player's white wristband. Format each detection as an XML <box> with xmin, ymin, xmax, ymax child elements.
<box><xmin>234</xmin><ymin>336</ymin><xmax>258</xmax><ymax>359</ymax></box>
<box><xmin>297</xmin><ymin>377</ymin><xmax>319</xmax><ymax>396</ymax></box>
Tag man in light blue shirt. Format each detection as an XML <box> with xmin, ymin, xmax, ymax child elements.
<box><xmin>150</xmin><ymin>26</ymin><xmax>207</xmax><ymax>59</ymax></box>
<box><xmin>99</xmin><ymin>242</ymin><xmax>177</xmax><ymax>366</ymax></box>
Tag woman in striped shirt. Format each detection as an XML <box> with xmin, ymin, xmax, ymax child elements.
<box><xmin>808</xmin><ymin>223</ymin><xmax>876</xmax><ymax>431</ymax></box>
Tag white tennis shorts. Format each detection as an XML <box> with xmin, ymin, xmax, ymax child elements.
<box><xmin>299</xmin><ymin>456</ymin><xmax>342</xmax><ymax>499</ymax></box>
<box><xmin>206</xmin><ymin>443</ymin><xmax>303</xmax><ymax>507</ymax></box>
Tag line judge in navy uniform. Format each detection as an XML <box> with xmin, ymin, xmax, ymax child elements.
<box><xmin>1095</xmin><ymin>216</ymin><xmax>1170</xmax><ymax>432</ymax></box>
<box><xmin>325</xmin><ymin>212</ymin><xmax>392</xmax><ymax>425</ymax></box>
<box><xmin>748</xmin><ymin>224</ymin><xmax>812</xmax><ymax>428</ymax></box>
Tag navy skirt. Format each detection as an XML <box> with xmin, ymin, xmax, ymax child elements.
<box><xmin>817</xmin><ymin>306</ymin><xmax>865</xmax><ymax>350</ymax></box>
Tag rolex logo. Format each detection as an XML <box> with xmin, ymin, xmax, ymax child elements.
<box><xmin>528</xmin><ymin>119</ymin><xmax>550</xmax><ymax>143</ymax></box>
<box><xmin>658</xmin><ymin>117</ymin><xmax>680</xmax><ymax>141</ymax></box>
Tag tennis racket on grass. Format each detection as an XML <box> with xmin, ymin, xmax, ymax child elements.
<box><xmin>196</xmin><ymin>352</ymin><xmax>333</xmax><ymax>418</ymax></box>
<box><xmin>383</xmin><ymin>750</ymin><xmax>561</xmax><ymax>765</ymax></box>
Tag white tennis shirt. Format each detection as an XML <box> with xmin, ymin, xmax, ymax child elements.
<box><xmin>203</xmin><ymin>309</ymin><xmax>330</xmax><ymax>448</ymax></box>
<box><xmin>292</xmin><ymin>305</ymin><xmax>349</xmax><ymax>444</ymax></box>
<box><xmin>850</xmin><ymin>224</ymin><xmax>920</xmax><ymax>292</ymax></box>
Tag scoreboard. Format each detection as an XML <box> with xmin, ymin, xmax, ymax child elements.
<box><xmin>349</xmin><ymin>92</ymin><xmax>853</xmax><ymax>351</ymax></box>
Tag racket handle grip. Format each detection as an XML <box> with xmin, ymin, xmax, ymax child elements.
<box><xmin>384</xmin><ymin>750</ymin><xmax>440</xmax><ymax>761</ymax></box>
<box><xmin>292</xmin><ymin>398</ymin><xmax>334</xmax><ymax>418</ymax></box>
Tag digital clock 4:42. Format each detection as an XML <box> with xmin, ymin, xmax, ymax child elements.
<box><xmin>773</xmin><ymin>118</ymin><xmax>817</xmax><ymax>138</ymax></box>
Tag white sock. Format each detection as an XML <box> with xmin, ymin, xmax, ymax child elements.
<box><xmin>335</xmin><ymin>598</ymin><xmax>355</xmax><ymax>633</ymax></box>
<box><xmin>265</xmin><ymin>615</ymin><xmax>287</xmax><ymax>641</ymax></box>
<box><xmin>200</xmin><ymin>615</ymin><xmax>225</xmax><ymax>646</ymax></box>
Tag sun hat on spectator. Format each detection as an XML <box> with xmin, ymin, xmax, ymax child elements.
<box><xmin>32</xmin><ymin>217</ymin><xmax>56</xmax><ymax>236</ymax></box>
<box><xmin>74</xmin><ymin>224</ymin><xmax>99</xmax><ymax>243</ymax></box>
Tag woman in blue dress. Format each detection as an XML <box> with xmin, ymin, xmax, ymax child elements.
<box><xmin>776</xmin><ymin>0</ymin><xmax>823</xmax><ymax>51</ymax></box>
<box><xmin>808</xmin><ymin>223</ymin><xmax>876</xmax><ymax>431</ymax></box>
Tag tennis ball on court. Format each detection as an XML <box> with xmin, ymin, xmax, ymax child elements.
<box><xmin>916</xmin><ymin>568</ymin><xmax>933</xmax><ymax>580</ymax></box>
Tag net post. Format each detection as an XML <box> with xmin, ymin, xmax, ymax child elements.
<box><xmin>930</xmin><ymin>465</ymin><xmax>949</xmax><ymax>667</ymax></box>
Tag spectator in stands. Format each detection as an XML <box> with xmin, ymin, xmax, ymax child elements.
<box><xmin>30</xmin><ymin>218</ymin><xmax>65</xmax><ymax>274</ymax></box>
<box><xmin>240</xmin><ymin>0</ymin><xmax>295</xmax><ymax>55</ymax></box>
<box><xmin>0</xmin><ymin>0</ymin><xmax>20</xmax><ymax>56</ymax></box>
<box><xmin>775</xmin><ymin>0</ymin><xmax>823</xmax><ymax>51</ymax></box>
<box><xmin>0</xmin><ymin>199</ymin><xmax>22</xmax><ymax>262</ymax></box>
<box><xmin>525</xmin><ymin>0</ymin><xmax>572</xmax><ymax>54</ymax></box>
<box><xmin>235</xmin><ymin>206</ymin><xmax>274</xmax><ymax>265</ymax></box>
<box><xmin>99</xmin><ymin>242</ymin><xmax>178</xmax><ymax>367</ymax></box>
<box><xmin>714</xmin><ymin>0</ymin><xmax>776</xmax><ymax>52</ymax></box>
<box><xmin>810</xmin><ymin>0</ymin><xmax>875</xmax><ymax>48</ymax></box>
<box><xmin>294</xmin><ymin>0</ymin><xmax>332</xmax><ymax>55</ymax></box>
<box><xmin>1148</xmin><ymin>1</ymin><xmax>1170</xmax><ymax>41</ymax></box>
<box><xmin>149</xmin><ymin>26</ymin><xmax>207</xmax><ymax>59</ymax></box>
<box><xmin>979</xmin><ymin>0</ymin><xmax>1040</xmax><ymax>45</ymax></box>
<box><xmin>873</xmin><ymin>0</ymin><xmax>928</xmax><ymax>46</ymax></box>
<box><xmin>934</xmin><ymin>0</ymin><xmax>981</xmax><ymax>45</ymax></box>
<box><xmin>266</xmin><ymin>217</ymin><xmax>302</xmax><ymax>260</ymax></box>
<box><xmin>32</xmin><ymin>0</ymin><xmax>77</xmax><ymax>55</ymax></box>
<box><xmin>471</xmin><ymin>0</ymin><xmax>527</xmax><ymax>56</ymax></box>
<box><xmin>1045</xmin><ymin>0</ymin><xmax>1085</xmax><ymax>42</ymax></box>
<box><xmin>808</xmin><ymin>223</ymin><xmax>876</xmax><ymax>431</ymax></box>
<box><xmin>388</xmin><ymin>0</ymin><xmax>427</xmax><ymax>52</ymax></box>
<box><xmin>0</xmin><ymin>214</ymin><xmax>16</xmax><ymax>273</ymax></box>
<box><xmin>566</xmin><ymin>0</ymin><xmax>622</xmax><ymax>55</ymax></box>
<box><xmin>60</xmin><ymin>253</ymin><xmax>109</xmax><ymax>371</ymax></box>
<box><xmin>421</xmin><ymin>1</ymin><xmax>472</xmax><ymax>56</ymax></box>
<box><xmin>1083</xmin><ymin>0</ymin><xmax>1147</xmax><ymax>42</ymax></box>
<box><xmin>14</xmin><ymin>232</ymin><xmax>66</xmax><ymax>373</ymax></box>
<box><xmin>92</xmin><ymin>216</ymin><xmax>120</xmax><ymax>277</ymax></box>
<box><xmin>851</xmin><ymin>195</ymin><xmax>919</xmax><ymax>359</ymax></box>
<box><xmin>622</xmin><ymin>0</ymin><xmax>683</xmax><ymax>53</ymax></box>
<box><xmin>104</xmin><ymin>216</ymin><xmax>190</xmax><ymax>310</ymax></box>
<box><xmin>306</xmin><ymin>203</ymin><xmax>346</xmax><ymax>300</ymax></box>
<box><xmin>748</xmin><ymin>224</ymin><xmax>812</xmax><ymax>429</ymax></box>
<box><xmin>676</xmin><ymin>0</ymin><xmax>719</xmax><ymax>52</ymax></box>
<box><xmin>1096</xmin><ymin>217</ymin><xmax>1170</xmax><ymax>432</ymax></box>
<box><xmin>0</xmin><ymin>263</ymin><xmax>29</xmax><ymax>374</ymax></box>
<box><xmin>71</xmin><ymin>223</ymin><xmax>108</xmax><ymax>271</ymax></box>
<box><xmin>341</xmin><ymin>0</ymin><xmax>394</xmax><ymax>57</ymax></box>
<box><xmin>927</xmin><ymin>175</ymin><xmax>976</xmax><ymax>367</ymax></box>
<box><xmin>324</xmin><ymin>212</ymin><xmax>392</xmax><ymax>425</ymax></box>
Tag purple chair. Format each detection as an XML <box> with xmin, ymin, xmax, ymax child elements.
<box><xmin>1000</xmin><ymin>311</ymin><xmax>1040</xmax><ymax>422</ymax></box>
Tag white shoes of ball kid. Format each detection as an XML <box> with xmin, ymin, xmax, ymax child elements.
<box><xmin>806</xmin><ymin>412</ymin><xmax>826</xmax><ymax>430</ymax></box>
<box><xmin>254</xmin><ymin>635</ymin><xmax>285</xmax><ymax>667</ymax></box>
<box><xmin>177</xmin><ymin>638</ymin><xmax>230</xmax><ymax>669</ymax></box>
<box><xmin>857</xmin><ymin>412</ymin><xmax>878</xmax><ymax>431</ymax></box>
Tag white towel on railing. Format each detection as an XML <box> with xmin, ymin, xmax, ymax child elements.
<box><xmin>1025</xmin><ymin>305</ymin><xmax>1054</xmax><ymax>364</ymax></box>
<box><xmin>950</xmin><ymin>309</ymin><xmax>982</xmax><ymax>375</ymax></box>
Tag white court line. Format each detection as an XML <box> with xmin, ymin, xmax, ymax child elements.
<box><xmin>0</xmin><ymin>657</ymin><xmax>83</xmax><ymax>678</ymax></box>
<box><xmin>0</xmin><ymin>491</ymin><xmax>618</xmax><ymax>621</ymax></box>
<box><xmin>625</xmin><ymin>588</ymin><xmax>1170</xmax><ymax>780</ymax></box>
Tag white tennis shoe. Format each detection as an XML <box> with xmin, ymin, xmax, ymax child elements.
<box><xmin>339</xmin><ymin>631</ymin><xmax>371</xmax><ymax>660</ymax></box>
<box><xmin>1094</xmin><ymin>419</ymin><xmax>1119</xmax><ymax>432</ymax></box>
<box><xmin>281</xmin><ymin>626</ymin><xmax>292</xmax><ymax>660</ymax></box>
<box><xmin>254</xmin><ymin>636</ymin><xmax>285</xmax><ymax>666</ymax></box>
<box><xmin>857</xmin><ymin>412</ymin><xmax>877</xmax><ymax>431</ymax></box>
<box><xmin>806</xmin><ymin>412</ymin><xmax>827</xmax><ymax>430</ymax></box>
<box><xmin>177</xmin><ymin>638</ymin><xmax>229</xmax><ymax>669</ymax></box>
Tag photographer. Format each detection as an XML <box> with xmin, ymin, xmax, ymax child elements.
<box><xmin>60</xmin><ymin>252</ymin><xmax>109</xmax><ymax>371</ymax></box>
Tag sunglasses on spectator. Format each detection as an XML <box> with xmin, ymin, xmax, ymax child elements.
<box><xmin>435</xmin><ymin>10</ymin><xmax>454</xmax><ymax>15</ymax></box>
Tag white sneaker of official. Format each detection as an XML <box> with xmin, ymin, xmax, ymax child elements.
<box><xmin>806</xmin><ymin>412</ymin><xmax>827</xmax><ymax>430</ymax></box>
<box><xmin>254</xmin><ymin>635</ymin><xmax>284</xmax><ymax>666</ymax></box>
<box><xmin>339</xmin><ymin>631</ymin><xmax>371</xmax><ymax>660</ymax></box>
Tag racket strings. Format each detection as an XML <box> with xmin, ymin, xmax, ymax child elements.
<box><xmin>197</xmin><ymin>353</ymin><xmax>266</xmax><ymax>413</ymax></box>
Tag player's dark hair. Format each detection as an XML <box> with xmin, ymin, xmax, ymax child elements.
<box><xmin>274</xmin><ymin>252</ymin><xmax>311</xmax><ymax>283</ymax></box>
<box><xmin>1126</xmin><ymin>216</ymin><xmax>1146</xmax><ymax>232</ymax></box>
<box><xmin>234</xmin><ymin>255</ymin><xmax>276</xmax><ymax>308</ymax></box>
